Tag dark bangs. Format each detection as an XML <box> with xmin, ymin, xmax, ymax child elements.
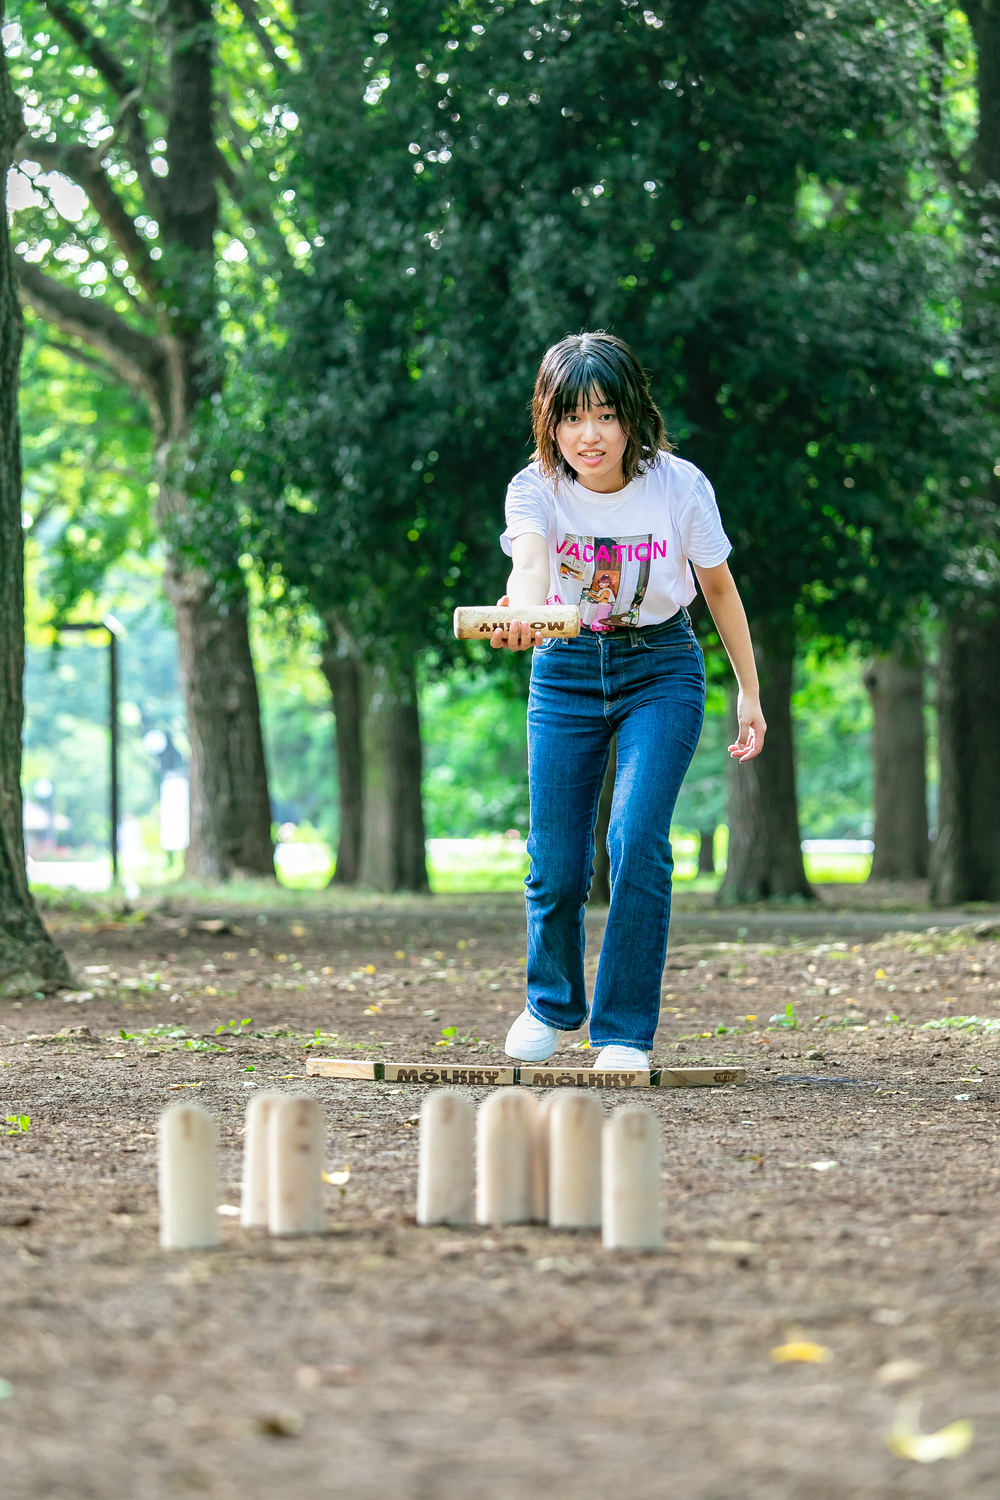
<box><xmin>531</xmin><ymin>331</ymin><xmax>671</xmax><ymax>484</ymax></box>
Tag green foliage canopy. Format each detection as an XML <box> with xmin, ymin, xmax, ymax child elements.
<box><xmin>221</xmin><ymin>0</ymin><xmax>993</xmax><ymax>664</ymax></box>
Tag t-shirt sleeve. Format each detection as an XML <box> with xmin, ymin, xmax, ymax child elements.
<box><xmin>500</xmin><ymin>467</ymin><xmax>552</xmax><ymax>557</ymax></box>
<box><xmin>678</xmin><ymin>470</ymin><xmax>732</xmax><ymax>568</ymax></box>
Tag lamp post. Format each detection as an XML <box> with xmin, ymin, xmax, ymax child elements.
<box><xmin>56</xmin><ymin>616</ymin><xmax>125</xmax><ymax>884</ymax></box>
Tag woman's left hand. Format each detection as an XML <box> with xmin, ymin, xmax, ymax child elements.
<box><xmin>728</xmin><ymin>691</ymin><xmax>766</xmax><ymax>761</ymax></box>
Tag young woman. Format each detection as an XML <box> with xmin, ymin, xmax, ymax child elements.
<box><xmin>494</xmin><ymin>331</ymin><xmax>765</xmax><ymax>1070</ymax></box>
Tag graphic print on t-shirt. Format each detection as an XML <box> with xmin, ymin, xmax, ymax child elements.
<box><xmin>557</xmin><ymin>533</ymin><xmax>652</xmax><ymax>631</ymax></box>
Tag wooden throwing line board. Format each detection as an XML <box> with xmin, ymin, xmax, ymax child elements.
<box><xmin>306</xmin><ymin>1058</ymin><xmax>745</xmax><ymax>1089</ymax></box>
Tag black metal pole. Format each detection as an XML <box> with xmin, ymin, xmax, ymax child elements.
<box><xmin>109</xmin><ymin>629</ymin><xmax>119</xmax><ymax>884</ymax></box>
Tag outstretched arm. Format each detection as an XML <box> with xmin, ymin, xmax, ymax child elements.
<box><xmin>691</xmin><ymin>561</ymin><xmax>766</xmax><ymax>762</ymax></box>
<box><xmin>490</xmin><ymin>533</ymin><xmax>550</xmax><ymax>652</ymax></box>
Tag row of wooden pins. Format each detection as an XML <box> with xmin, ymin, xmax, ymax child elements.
<box><xmin>158</xmin><ymin>1094</ymin><xmax>323</xmax><ymax>1250</ymax></box>
<box><xmin>159</xmin><ymin>1090</ymin><xmax>661</xmax><ymax>1251</ymax></box>
<box><xmin>418</xmin><ymin>1090</ymin><xmax>662</xmax><ymax>1249</ymax></box>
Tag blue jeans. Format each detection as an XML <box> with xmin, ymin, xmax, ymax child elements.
<box><xmin>525</xmin><ymin>612</ymin><xmax>705</xmax><ymax>1051</ymax></box>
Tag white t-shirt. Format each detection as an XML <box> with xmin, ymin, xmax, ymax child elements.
<box><xmin>500</xmin><ymin>453</ymin><xmax>731</xmax><ymax>631</ymax></box>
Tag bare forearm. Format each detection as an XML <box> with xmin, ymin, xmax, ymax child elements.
<box><xmin>696</xmin><ymin>574</ymin><xmax>758</xmax><ymax>695</ymax></box>
<box><xmin>691</xmin><ymin>560</ymin><xmax>765</xmax><ymax>760</ymax></box>
<box><xmin>708</xmin><ymin>591</ymin><xmax>758</xmax><ymax>695</ymax></box>
<box><xmin>505</xmin><ymin>565</ymin><xmax>550</xmax><ymax>609</ymax></box>
<box><xmin>503</xmin><ymin>533</ymin><xmax>551</xmax><ymax>611</ymax></box>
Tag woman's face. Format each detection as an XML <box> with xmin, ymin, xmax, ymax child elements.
<box><xmin>555</xmin><ymin>392</ymin><xmax>627</xmax><ymax>493</ymax></box>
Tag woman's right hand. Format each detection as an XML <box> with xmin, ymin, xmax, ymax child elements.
<box><xmin>490</xmin><ymin>596</ymin><xmax>543</xmax><ymax>652</ymax></box>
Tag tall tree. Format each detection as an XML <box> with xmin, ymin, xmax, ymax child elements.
<box><xmin>319</xmin><ymin>630</ymin><xmax>363</xmax><ymax>886</ymax></box>
<box><xmin>6</xmin><ymin>0</ymin><xmax>279</xmax><ymax>880</ymax></box>
<box><xmin>863</xmin><ymin>632</ymin><xmax>929</xmax><ymax>881</ymax></box>
<box><xmin>0</xmin><ymin>14</ymin><xmax>73</xmax><ymax>995</ymax></box>
<box><xmin>932</xmin><ymin>603</ymin><xmax>1000</xmax><ymax>901</ymax></box>
<box><xmin>929</xmin><ymin>1</ymin><xmax>1000</xmax><ymax>903</ymax></box>
<box><xmin>228</xmin><ymin>0</ymin><xmax>977</xmax><ymax>900</ymax></box>
<box><xmin>721</xmin><ymin>643</ymin><xmax>813</xmax><ymax>903</ymax></box>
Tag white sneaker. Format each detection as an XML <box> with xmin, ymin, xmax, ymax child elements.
<box><xmin>505</xmin><ymin>1008</ymin><xmax>559</xmax><ymax>1062</ymax></box>
<box><xmin>593</xmin><ymin>1044</ymin><xmax>649</xmax><ymax>1071</ymax></box>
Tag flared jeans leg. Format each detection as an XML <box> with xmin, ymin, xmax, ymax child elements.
<box><xmin>524</xmin><ymin>620</ymin><xmax>705</xmax><ymax>1050</ymax></box>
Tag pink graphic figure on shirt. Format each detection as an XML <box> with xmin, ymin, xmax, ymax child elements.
<box><xmin>588</xmin><ymin>573</ymin><xmax>616</xmax><ymax>632</ymax></box>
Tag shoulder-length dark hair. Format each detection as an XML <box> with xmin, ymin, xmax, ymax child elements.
<box><xmin>531</xmin><ymin>331</ymin><xmax>671</xmax><ymax>485</ymax></box>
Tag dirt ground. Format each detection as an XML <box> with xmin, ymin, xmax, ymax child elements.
<box><xmin>3</xmin><ymin>886</ymin><xmax>1000</xmax><ymax>1499</ymax></box>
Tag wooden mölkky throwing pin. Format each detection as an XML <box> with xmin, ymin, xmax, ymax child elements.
<box><xmin>549</xmin><ymin>1091</ymin><xmax>602</xmax><ymax>1229</ymax></box>
<box><xmin>602</xmin><ymin>1107</ymin><xmax>662</xmax><ymax>1250</ymax></box>
<box><xmin>530</xmin><ymin>1093</ymin><xmax>552</xmax><ymax>1223</ymax></box>
<box><xmin>453</xmin><ymin>605</ymin><xmax>580</xmax><ymax>641</ymax></box>
<box><xmin>267</xmin><ymin>1095</ymin><xmax>326</xmax><ymax>1236</ymax></box>
<box><xmin>417</xmin><ymin>1090</ymin><xmax>474</xmax><ymax>1226</ymax></box>
<box><xmin>158</xmin><ymin>1103</ymin><xmax>220</xmax><ymax>1250</ymax></box>
<box><xmin>241</xmin><ymin>1092</ymin><xmax>284</xmax><ymax>1228</ymax></box>
<box><xmin>476</xmin><ymin>1090</ymin><xmax>537</xmax><ymax>1225</ymax></box>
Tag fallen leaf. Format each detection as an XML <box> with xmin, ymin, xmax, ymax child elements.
<box><xmin>771</xmin><ymin>1340</ymin><xmax>832</xmax><ymax>1365</ymax></box>
<box><xmin>323</xmin><ymin>1167</ymin><xmax>350</xmax><ymax>1185</ymax></box>
<box><xmin>705</xmin><ymin>1239</ymin><xmax>758</xmax><ymax>1258</ymax></box>
<box><xmin>295</xmin><ymin>1364</ymin><xmax>360</xmax><ymax>1388</ymax></box>
<box><xmin>810</xmin><ymin>1160</ymin><xmax>838</xmax><ymax>1172</ymax></box>
<box><xmin>196</xmin><ymin>919</ymin><xmax>229</xmax><ymax>934</ymax></box>
<box><xmin>217</xmin><ymin>1204</ymin><xmax>241</xmax><ymax>1217</ymax></box>
<box><xmin>886</xmin><ymin>1399</ymin><xmax>973</xmax><ymax>1464</ymax></box>
<box><xmin>878</xmin><ymin>1359</ymin><xmax>927</xmax><ymax>1386</ymax></box>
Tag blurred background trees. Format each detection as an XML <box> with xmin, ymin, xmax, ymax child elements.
<box><xmin>7</xmin><ymin>0</ymin><xmax>282</xmax><ymax>879</ymax></box>
<box><xmin>4</xmin><ymin>0</ymin><xmax>1000</xmax><ymax>911</ymax></box>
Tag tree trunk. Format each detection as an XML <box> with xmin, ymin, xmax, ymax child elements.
<box><xmin>320</xmin><ymin>639</ymin><xmax>363</xmax><ymax>885</ymax></box>
<box><xmin>698</xmin><ymin>828</ymin><xmax>716</xmax><ymax>875</ymax></box>
<box><xmin>717</xmin><ymin>638</ymin><xmax>814</xmax><ymax>904</ymax></box>
<box><xmin>157</xmin><ymin>3</ymin><xmax>274</xmax><ymax>882</ymax></box>
<box><xmin>591</xmin><ymin>736</ymin><xmax>617</xmax><ymax>904</ymax></box>
<box><xmin>930</xmin><ymin>606</ymin><xmax>1000</xmax><ymax>903</ymax></box>
<box><xmin>358</xmin><ymin>659</ymin><xmax>429</xmax><ymax>893</ymax></box>
<box><xmin>168</xmin><ymin>568</ymin><xmax>274</xmax><ymax>880</ymax></box>
<box><xmin>931</xmin><ymin>9</ymin><xmax>1000</xmax><ymax>903</ymax></box>
<box><xmin>13</xmin><ymin>0</ymin><xmax>276</xmax><ymax>885</ymax></box>
<box><xmin>862</xmin><ymin>634</ymin><xmax>929</xmax><ymax>880</ymax></box>
<box><xmin>0</xmin><ymin>35</ymin><xmax>74</xmax><ymax>995</ymax></box>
